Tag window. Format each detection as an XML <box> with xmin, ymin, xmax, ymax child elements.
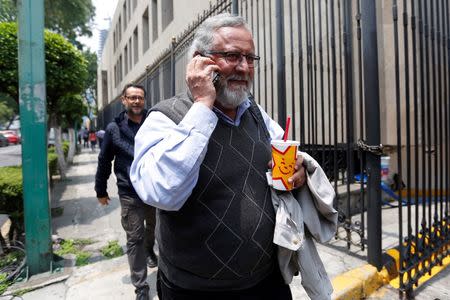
<box><xmin>119</xmin><ymin>55</ymin><xmax>123</xmax><ymax>82</ymax></box>
<box><xmin>114</xmin><ymin>64</ymin><xmax>118</xmax><ymax>87</ymax></box>
<box><xmin>133</xmin><ymin>27</ymin><xmax>139</xmax><ymax>65</ymax></box>
<box><xmin>124</xmin><ymin>45</ymin><xmax>129</xmax><ymax>75</ymax></box>
<box><xmin>101</xmin><ymin>71</ymin><xmax>108</xmax><ymax>107</ymax></box>
<box><xmin>161</xmin><ymin>0</ymin><xmax>173</xmax><ymax>30</ymax></box>
<box><xmin>142</xmin><ymin>7</ymin><xmax>150</xmax><ymax>53</ymax></box>
<box><xmin>123</xmin><ymin>2</ymin><xmax>127</xmax><ymax>30</ymax></box>
<box><xmin>128</xmin><ymin>38</ymin><xmax>133</xmax><ymax>68</ymax></box>
<box><xmin>127</xmin><ymin>0</ymin><xmax>132</xmax><ymax>21</ymax></box>
<box><xmin>118</xmin><ymin>16</ymin><xmax>122</xmax><ymax>42</ymax></box>
<box><xmin>152</xmin><ymin>0</ymin><xmax>158</xmax><ymax>42</ymax></box>
<box><xmin>113</xmin><ymin>31</ymin><xmax>117</xmax><ymax>51</ymax></box>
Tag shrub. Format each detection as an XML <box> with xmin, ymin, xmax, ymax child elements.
<box><xmin>54</xmin><ymin>239</ymin><xmax>95</xmax><ymax>266</ymax></box>
<box><xmin>100</xmin><ymin>240</ymin><xmax>124</xmax><ymax>259</ymax></box>
<box><xmin>0</xmin><ymin>147</ymin><xmax>63</xmax><ymax>235</ymax></box>
<box><xmin>48</xmin><ymin>141</ymin><xmax>70</xmax><ymax>158</ymax></box>
<box><xmin>0</xmin><ymin>273</ymin><xmax>8</xmax><ymax>295</ymax></box>
<box><xmin>0</xmin><ymin>167</ymin><xmax>23</xmax><ymax>233</ymax></box>
<box><xmin>75</xmin><ymin>251</ymin><xmax>91</xmax><ymax>266</ymax></box>
<box><xmin>62</xmin><ymin>141</ymin><xmax>69</xmax><ymax>157</ymax></box>
<box><xmin>48</xmin><ymin>151</ymin><xmax>58</xmax><ymax>177</ymax></box>
<box><xmin>47</xmin><ymin>141</ymin><xmax>70</xmax><ymax>177</ymax></box>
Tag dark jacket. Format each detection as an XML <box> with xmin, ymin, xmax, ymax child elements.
<box><xmin>95</xmin><ymin>110</ymin><xmax>147</xmax><ymax>198</ymax></box>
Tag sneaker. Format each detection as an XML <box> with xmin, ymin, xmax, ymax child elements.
<box><xmin>147</xmin><ymin>252</ymin><xmax>158</xmax><ymax>268</ymax></box>
<box><xmin>135</xmin><ymin>287</ymin><xmax>149</xmax><ymax>300</ymax></box>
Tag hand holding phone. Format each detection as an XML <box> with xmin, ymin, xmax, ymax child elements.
<box><xmin>186</xmin><ymin>53</ymin><xmax>221</xmax><ymax>109</ymax></box>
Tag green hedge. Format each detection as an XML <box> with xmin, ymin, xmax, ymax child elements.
<box><xmin>48</xmin><ymin>141</ymin><xmax>70</xmax><ymax>176</ymax></box>
<box><xmin>0</xmin><ymin>142</ymin><xmax>72</xmax><ymax>234</ymax></box>
<box><xmin>0</xmin><ymin>167</ymin><xmax>23</xmax><ymax>232</ymax></box>
<box><xmin>48</xmin><ymin>152</ymin><xmax>58</xmax><ymax>176</ymax></box>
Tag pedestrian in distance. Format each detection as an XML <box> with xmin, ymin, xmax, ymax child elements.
<box><xmin>77</xmin><ymin>130</ymin><xmax>82</xmax><ymax>146</ymax></box>
<box><xmin>88</xmin><ymin>130</ymin><xmax>97</xmax><ymax>151</ymax></box>
<box><xmin>130</xmin><ymin>13</ymin><xmax>310</xmax><ymax>300</ymax></box>
<box><xmin>95</xmin><ymin>83</ymin><xmax>157</xmax><ymax>300</ymax></box>
<box><xmin>82</xmin><ymin>128</ymin><xmax>89</xmax><ymax>148</ymax></box>
<box><xmin>96</xmin><ymin>129</ymin><xmax>105</xmax><ymax>150</ymax></box>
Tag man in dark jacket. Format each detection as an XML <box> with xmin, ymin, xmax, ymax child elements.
<box><xmin>95</xmin><ymin>83</ymin><xmax>156</xmax><ymax>300</ymax></box>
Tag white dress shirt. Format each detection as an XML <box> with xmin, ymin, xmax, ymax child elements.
<box><xmin>130</xmin><ymin>98</ymin><xmax>284</xmax><ymax>211</ymax></box>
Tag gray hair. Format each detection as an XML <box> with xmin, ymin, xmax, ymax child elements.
<box><xmin>188</xmin><ymin>13</ymin><xmax>251</xmax><ymax>58</ymax></box>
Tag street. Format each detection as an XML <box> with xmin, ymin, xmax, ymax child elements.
<box><xmin>0</xmin><ymin>144</ymin><xmax>21</xmax><ymax>167</ymax></box>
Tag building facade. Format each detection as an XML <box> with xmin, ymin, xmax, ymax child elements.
<box><xmin>97</xmin><ymin>29</ymin><xmax>109</xmax><ymax>60</ymax></box>
<box><xmin>97</xmin><ymin>0</ymin><xmax>213</xmax><ymax>111</ymax></box>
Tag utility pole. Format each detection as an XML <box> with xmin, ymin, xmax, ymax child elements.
<box><xmin>17</xmin><ymin>0</ymin><xmax>52</xmax><ymax>274</ymax></box>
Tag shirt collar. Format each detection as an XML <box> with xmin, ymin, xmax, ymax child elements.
<box><xmin>212</xmin><ymin>98</ymin><xmax>251</xmax><ymax>126</ymax></box>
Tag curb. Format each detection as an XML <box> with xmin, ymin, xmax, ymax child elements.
<box><xmin>386</xmin><ymin>248</ymin><xmax>450</xmax><ymax>290</ymax></box>
<box><xmin>331</xmin><ymin>264</ymin><xmax>390</xmax><ymax>300</ymax></box>
<box><xmin>331</xmin><ymin>248</ymin><xmax>450</xmax><ymax>299</ymax></box>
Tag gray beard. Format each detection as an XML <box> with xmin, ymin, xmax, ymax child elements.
<box><xmin>216</xmin><ymin>76</ymin><xmax>252</xmax><ymax>108</ymax></box>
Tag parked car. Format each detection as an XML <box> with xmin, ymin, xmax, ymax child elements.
<box><xmin>0</xmin><ymin>134</ymin><xmax>8</xmax><ymax>147</ymax></box>
<box><xmin>0</xmin><ymin>130</ymin><xmax>21</xmax><ymax>145</ymax></box>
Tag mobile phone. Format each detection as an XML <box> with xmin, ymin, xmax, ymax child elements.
<box><xmin>197</xmin><ymin>52</ymin><xmax>221</xmax><ymax>88</ymax></box>
<box><xmin>212</xmin><ymin>72</ymin><xmax>221</xmax><ymax>87</ymax></box>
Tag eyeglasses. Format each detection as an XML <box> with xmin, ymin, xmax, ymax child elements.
<box><xmin>205</xmin><ymin>51</ymin><xmax>260</xmax><ymax>67</ymax></box>
<box><xmin>125</xmin><ymin>95</ymin><xmax>145</xmax><ymax>102</ymax></box>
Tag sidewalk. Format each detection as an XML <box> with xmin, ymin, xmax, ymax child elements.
<box><xmin>6</xmin><ymin>148</ymin><xmax>450</xmax><ymax>299</ymax></box>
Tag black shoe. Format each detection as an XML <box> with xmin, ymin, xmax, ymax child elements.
<box><xmin>147</xmin><ymin>253</ymin><xmax>158</xmax><ymax>268</ymax></box>
<box><xmin>135</xmin><ymin>287</ymin><xmax>149</xmax><ymax>300</ymax></box>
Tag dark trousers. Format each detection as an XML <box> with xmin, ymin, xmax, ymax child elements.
<box><xmin>157</xmin><ymin>268</ymin><xmax>292</xmax><ymax>300</ymax></box>
<box><xmin>120</xmin><ymin>195</ymin><xmax>156</xmax><ymax>292</ymax></box>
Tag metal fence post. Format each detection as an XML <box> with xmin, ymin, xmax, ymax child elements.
<box><xmin>344</xmin><ymin>0</ymin><xmax>355</xmax><ymax>184</ymax></box>
<box><xmin>276</xmin><ymin>0</ymin><xmax>286</xmax><ymax>127</ymax></box>
<box><xmin>170</xmin><ymin>37</ymin><xmax>176</xmax><ymax>97</ymax></box>
<box><xmin>232</xmin><ymin>0</ymin><xmax>239</xmax><ymax>15</ymax></box>
<box><xmin>361</xmin><ymin>0</ymin><xmax>382</xmax><ymax>269</ymax></box>
<box><xmin>17</xmin><ymin>0</ymin><xmax>52</xmax><ymax>274</ymax></box>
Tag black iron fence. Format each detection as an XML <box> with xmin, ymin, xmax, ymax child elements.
<box><xmin>389</xmin><ymin>0</ymin><xmax>450</xmax><ymax>295</ymax></box>
<box><xmin>98</xmin><ymin>0</ymin><xmax>450</xmax><ymax>297</ymax></box>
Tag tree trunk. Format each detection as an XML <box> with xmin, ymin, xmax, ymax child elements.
<box><xmin>54</xmin><ymin>126</ymin><xmax>67</xmax><ymax>180</ymax></box>
<box><xmin>67</xmin><ymin>128</ymin><xmax>76</xmax><ymax>164</ymax></box>
<box><xmin>5</xmin><ymin>114</ymin><xmax>16</xmax><ymax>129</ymax></box>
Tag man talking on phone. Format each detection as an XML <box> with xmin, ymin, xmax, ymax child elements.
<box><xmin>130</xmin><ymin>13</ymin><xmax>306</xmax><ymax>299</ymax></box>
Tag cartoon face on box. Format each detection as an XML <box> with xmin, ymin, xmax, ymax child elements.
<box><xmin>271</xmin><ymin>140</ymin><xmax>299</xmax><ymax>191</ymax></box>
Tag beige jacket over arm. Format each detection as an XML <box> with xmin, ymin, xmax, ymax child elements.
<box><xmin>271</xmin><ymin>151</ymin><xmax>338</xmax><ymax>300</ymax></box>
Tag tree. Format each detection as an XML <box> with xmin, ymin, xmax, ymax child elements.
<box><xmin>82</xmin><ymin>50</ymin><xmax>98</xmax><ymax>105</ymax></box>
<box><xmin>44</xmin><ymin>0</ymin><xmax>95</xmax><ymax>48</ymax></box>
<box><xmin>59</xmin><ymin>94</ymin><xmax>87</xmax><ymax>163</ymax></box>
<box><xmin>0</xmin><ymin>0</ymin><xmax>15</xmax><ymax>22</ymax></box>
<box><xmin>44</xmin><ymin>30</ymin><xmax>88</xmax><ymax>125</ymax></box>
<box><xmin>0</xmin><ymin>102</ymin><xmax>14</xmax><ymax>126</ymax></box>
<box><xmin>0</xmin><ymin>0</ymin><xmax>95</xmax><ymax>48</ymax></box>
<box><xmin>0</xmin><ymin>22</ymin><xmax>19</xmax><ymax>101</ymax></box>
<box><xmin>0</xmin><ymin>94</ymin><xmax>17</xmax><ymax>128</ymax></box>
<box><xmin>44</xmin><ymin>27</ymin><xmax>88</xmax><ymax>178</ymax></box>
<box><xmin>0</xmin><ymin>22</ymin><xmax>88</xmax><ymax>178</ymax></box>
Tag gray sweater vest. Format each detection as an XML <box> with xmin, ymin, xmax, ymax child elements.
<box><xmin>151</xmin><ymin>93</ymin><xmax>275</xmax><ymax>291</ymax></box>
